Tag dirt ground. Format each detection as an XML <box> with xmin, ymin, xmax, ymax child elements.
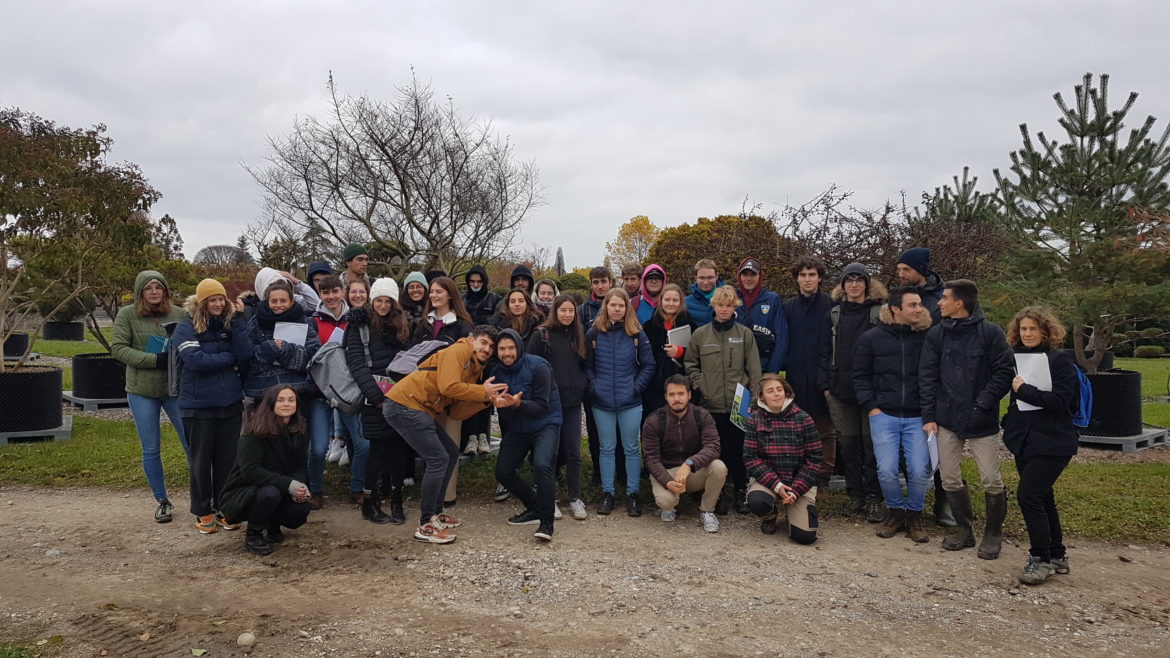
<box><xmin>0</xmin><ymin>487</ymin><xmax>1167</xmax><ymax>658</ymax></box>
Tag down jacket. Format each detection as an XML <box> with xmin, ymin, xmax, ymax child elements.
<box><xmin>585</xmin><ymin>325</ymin><xmax>655</xmax><ymax>411</ymax></box>
<box><xmin>110</xmin><ymin>270</ymin><xmax>188</xmax><ymax>398</ymax></box>
<box><xmin>852</xmin><ymin>304</ymin><xmax>932</xmax><ymax>417</ymax></box>
<box><xmin>344</xmin><ymin>307</ymin><xmax>406</xmax><ymax>406</ymax></box>
<box><xmin>173</xmin><ymin>310</ymin><xmax>250</xmax><ymax>410</ymax></box>
<box><xmin>239</xmin><ymin>302</ymin><xmax>321</xmax><ymax>399</ymax></box>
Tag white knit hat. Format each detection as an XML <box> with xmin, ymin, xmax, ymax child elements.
<box><xmin>369</xmin><ymin>277</ymin><xmax>399</xmax><ymax>302</ymax></box>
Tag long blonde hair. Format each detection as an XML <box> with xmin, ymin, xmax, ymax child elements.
<box><xmin>185</xmin><ymin>294</ymin><xmax>233</xmax><ymax>334</ymax></box>
<box><xmin>592</xmin><ymin>288</ymin><xmax>642</xmax><ymax>336</ymax></box>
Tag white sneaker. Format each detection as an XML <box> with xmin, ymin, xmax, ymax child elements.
<box><xmin>338</xmin><ymin>449</ymin><xmax>350</xmax><ymax>467</ymax></box>
<box><xmin>463</xmin><ymin>439</ymin><xmax>478</xmax><ymax>456</ymax></box>
<box><xmin>478</xmin><ymin>434</ymin><xmax>493</xmax><ymax>454</ymax></box>
<box><xmin>553</xmin><ymin>503</ymin><xmax>563</xmax><ymax>520</ymax></box>
<box><xmin>660</xmin><ymin>509</ymin><xmax>677</xmax><ymax>522</ymax></box>
<box><xmin>493</xmin><ymin>484</ymin><xmax>510</xmax><ymax>502</ymax></box>
<box><xmin>403</xmin><ymin>477</ymin><xmax>415</xmax><ymax>488</ymax></box>
<box><xmin>569</xmin><ymin>498</ymin><xmax>587</xmax><ymax>520</ymax></box>
<box><xmin>325</xmin><ymin>438</ymin><xmax>345</xmax><ymax>463</ymax></box>
<box><xmin>700</xmin><ymin>511</ymin><xmax>720</xmax><ymax>533</ymax></box>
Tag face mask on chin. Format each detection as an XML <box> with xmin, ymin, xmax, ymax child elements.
<box><xmin>470</xmin><ymin>283</ymin><xmax>483</xmax><ymax>292</ymax></box>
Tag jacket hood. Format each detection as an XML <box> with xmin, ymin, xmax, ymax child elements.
<box><xmin>306</xmin><ymin>261</ymin><xmax>333</xmax><ymax>281</ymax></box>
<box><xmin>316</xmin><ymin>298</ymin><xmax>350</xmax><ymax>321</ymax></box>
<box><xmin>757</xmin><ymin>397</ymin><xmax>797</xmax><ymax>417</ymax></box>
<box><xmin>134</xmin><ymin>270</ymin><xmax>168</xmax><ymax>299</ymax></box>
<box><xmin>921</xmin><ymin>270</ymin><xmax>943</xmax><ymax>292</ymax></box>
<box><xmin>496</xmin><ymin>328</ymin><xmax>527</xmax><ymax>368</ymax></box>
<box><xmin>878</xmin><ymin>303</ymin><xmax>933</xmax><ymax>331</ymax></box>
<box><xmin>254</xmin><ymin>267</ymin><xmax>284</xmax><ymax>299</ymax></box>
<box><xmin>465</xmin><ymin>265</ymin><xmax>490</xmax><ymax>289</ymax></box>
<box><xmin>943</xmin><ymin>303</ymin><xmax>987</xmax><ymax>329</ymax></box>
<box><xmin>689</xmin><ymin>279</ymin><xmax>723</xmax><ymax>300</ymax></box>
<box><xmin>639</xmin><ymin>264</ymin><xmax>666</xmax><ymax>305</ymax></box>
<box><xmin>510</xmin><ymin>264</ymin><xmax>535</xmax><ymax>290</ymax></box>
<box><xmin>830</xmin><ymin>277</ymin><xmax>889</xmax><ymax>302</ymax></box>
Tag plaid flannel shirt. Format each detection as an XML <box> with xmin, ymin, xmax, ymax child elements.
<box><xmin>743</xmin><ymin>401</ymin><xmax>823</xmax><ymax>496</ymax></box>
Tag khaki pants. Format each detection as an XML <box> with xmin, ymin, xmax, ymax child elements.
<box><xmin>439</xmin><ymin>414</ymin><xmax>462</xmax><ymax>502</ymax></box>
<box><xmin>748</xmin><ymin>480</ymin><xmax>818</xmax><ymax>533</ymax></box>
<box><xmin>937</xmin><ymin>426</ymin><xmax>1004</xmax><ymax>495</ymax></box>
<box><xmin>650</xmin><ymin>460</ymin><xmax>728</xmax><ymax>512</ymax></box>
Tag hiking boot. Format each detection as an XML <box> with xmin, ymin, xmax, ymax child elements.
<box><xmin>627</xmin><ymin>494</ymin><xmax>642</xmax><ymax>517</ymax></box>
<box><xmin>361</xmin><ymin>493</ymin><xmax>392</xmax><ymax>524</ymax></box>
<box><xmin>507</xmin><ymin>509</ymin><xmax>541</xmax><ymax>526</ymax></box>
<box><xmin>244</xmin><ymin>527</ymin><xmax>273</xmax><ymax>555</ymax></box>
<box><xmin>478</xmin><ymin>434</ymin><xmax>493</xmax><ymax>454</ymax></box>
<box><xmin>733</xmin><ymin>488</ymin><xmax>749</xmax><ymax>515</ymax></box>
<box><xmin>875</xmin><ymin>508</ymin><xmax>905</xmax><ymax>539</ymax></box>
<box><xmin>1018</xmin><ymin>555</ymin><xmax>1055</xmax><ymax>586</ymax></box>
<box><xmin>308</xmin><ymin>493</ymin><xmax>324</xmax><ymax>510</ymax></box>
<box><xmin>843</xmin><ymin>497</ymin><xmax>866</xmax><ymax>517</ymax></box>
<box><xmin>534</xmin><ymin>520</ymin><xmax>554</xmax><ymax>542</ymax></box>
<box><xmin>348</xmin><ymin>491</ymin><xmax>365</xmax><ymax>506</ymax></box>
<box><xmin>196</xmin><ymin>514</ymin><xmax>218</xmax><ymax>534</ymax></box>
<box><xmin>569</xmin><ymin>498</ymin><xmax>588</xmax><ymax>520</ymax></box>
<box><xmin>905</xmin><ymin>510</ymin><xmax>929</xmax><ymax>543</ymax></box>
<box><xmin>154</xmin><ymin>499</ymin><xmax>174</xmax><ymax>523</ymax></box>
<box><xmin>388</xmin><ymin>487</ymin><xmax>406</xmax><ymax>525</ymax></box>
<box><xmin>760</xmin><ymin>517</ymin><xmax>778</xmax><ymax>535</ymax></box>
<box><xmin>266</xmin><ymin>524</ymin><xmax>284</xmax><ymax>544</ymax></box>
<box><xmin>660</xmin><ymin>509</ymin><xmax>677</xmax><ymax>522</ymax></box>
<box><xmin>865</xmin><ymin>499</ymin><xmax>885</xmax><ymax>523</ymax></box>
<box><xmin>414</xmin><ymin>523</ymin><xmax>455</xmax><ymax>544</ymax></box>
<box><xmin>1051</xmin><ymin>556</ymin><xmax>1070</xmax><ymax>575</ymax></box>
<box><xmin>700</xmin><ymin>511</ymin><xmax>720</xmax><ymax>533</ymax></box>
<box><xmin>941</xmin><ymin>488</ymin><xmax>976</xmax><ymax>551</ymax></box>
<box><xmin>933</xmin><ymin>484</ymin><xmax>957</xmax><ymax>527</ymax></box>
<box><xmin>554</xmin><ymin>503</ymin><xmax>563</xmax><ymax>520</ymax></box>
<box><xmin>978</xmin><ymin>491</ymin><xmax>1007</xmax><ymax>560</ymax></box>
<box><xmin>493</xmin><ymin>484</ymin><xmax>511</xmax><ymax>502</ymax></box>
<box><xmin>433</xmin><ymin>513</ymin><xmax>462</xmax><ymax>529</ymax></box>
<box><xmin>326</xmin><ymin>437</ymin><xmax>345</xmax><ymax>463</ymax></box>
<box><xmin>597</xmin><ymin>493</ymin><xmax>615</xmax><ymax>515</ymax></box>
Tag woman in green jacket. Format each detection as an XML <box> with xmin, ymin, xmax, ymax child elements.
<box><xmin>110</xmin><ymin>270</ymin><xmax>189</xmax><ymax>524</ymax></box>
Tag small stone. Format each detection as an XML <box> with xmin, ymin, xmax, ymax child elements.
<box><xmin>1119</xmin><ymin>555</ymin><xmax>1134</xmax><ymax>563</ymax></box>
<box><xmin>589</xmin><ymin>609</ymin><xmax>606</xmax><ymax>617</ymax></box>
<box><xmin>45</xmin><ymin>549</ymin><xmax>62</xmax><ymax>558</ymax></box>
<box><xmin>298</xmin><ymin>630</ymin><xmax>310</xmax><ymax>638</ymax></box>
<box><xmin>866</xmin><ymin>571</ymin><xmax>878</xmax><ymax>578</ymax></box>
<box><xmin>1009</xmin><ymin>589</ymin><xmax>1020</xmax><ymax>596</ymax></box>
<box><xmin>237</xmin><ymin>632</ymin><xmax>256</xmax><ymax>647</ymax></box>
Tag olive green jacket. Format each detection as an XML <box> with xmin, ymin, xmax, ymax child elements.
<box><xmin>110</xmin><ymin>271</ymin><xmax>187</xmax><ymax>397</ymax></box>
<box><xmin>684</xmin><ymin>321</ymin><xmax>762</xmax><ymax>414</ymax></box>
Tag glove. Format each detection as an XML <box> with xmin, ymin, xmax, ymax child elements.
<box><xmin>155</xmin><ymin>353</ymin><xmax>168</xmax><ymax>370</ymax></box>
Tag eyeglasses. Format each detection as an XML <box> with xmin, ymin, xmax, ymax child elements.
<box><xmin>696</xmin><ymin>275</ymin><xmax>717</xmax><ymax>282</ymax></box>
<box><xmin>844</xmin><ymin>276</ymin><xmax>865</xmax><ymax>283</ymax></box>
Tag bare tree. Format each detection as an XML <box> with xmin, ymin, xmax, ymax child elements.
<box><xmin>194</xmin><ymin>244</ymin><xmax>254</xmax><ymax>267</ymax></box>
<box><xmin>247</xmin><ymin>72</ymin><xmax>543</xmax><ymax>281</ymax></box>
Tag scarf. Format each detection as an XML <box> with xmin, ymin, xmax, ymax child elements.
<box><xmin>255</xmin><ymin>300</ymin><xmax>306</xmax><ymax>331</ymax></box>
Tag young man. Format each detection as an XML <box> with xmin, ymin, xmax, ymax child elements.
<box><xmin>577</xmin><ymin>266</ymin><xmax>611</xmax><ymax>327</ymax></box>
<box><xmin>463</xmin><ymin>265</ymin><xmax>502</xmax><ymax>327</ymax></box>
<box><xmin>384</xmin><ymin>325</ymin><xmax>508</xmax><ymax>544</ymax></box>
<box><xmin>781</xmin><ymin>256</ymin><xmax>834</xmax><ymax>501</ymax></box>
<box><xmin>491</xmin><ymin>329</ymin><xmax>562</xmax><ymax>542</ymax></box>
<box><xmin>641</xmin><ymin>375</ymin><xmax>726</xmax><ymax>532</ymax></box>
<box><xmin>920</xmin><ymin>279</ymin><xmax>1014</xmax><ymax>559</ymax></box>
<box><xmin>818</xmin><ymin>263</ymin><xmax>887</xmax><ymax>521</ymax></box>
<box><xmin>734</xmin><ymin>257</ymin><xmax>789</xmax><ymax>375</ymax></box>
<box><xmin>621</xmin><ymin>263</ymin><xmax>643</xmax><ymax>304</ymax></box>
<box><xmin>340</xmin><ymin>242</ymin><xmax>372</xmax><ymax>288</ymax></box>
<box><xmin>306</xmin><ymin>261</ymin><xmax>334</xmax><ymax>294</ymax></box>
<box><xmin>685</xmin><ymin>258</ymin><xmax>722</xmax><ymax>326</ymax></box>
<box><xmin>635</xmin><ymin>265</ymin><xmax>665</xmax><ymax>324</ymax></box>
<box><xmin>510</xmin><ymin>264</ymin><xmax>536</xmax><ymax>294</ymax></box>
<box><xmin>852</xmin><ymin>287</ymin><xmax>933</xmax><ymax>543</ymax></box>
<box><xmin>896</xmin><ymin>247</ymin><xmax>943</xmax><ymax>323</ymax></box>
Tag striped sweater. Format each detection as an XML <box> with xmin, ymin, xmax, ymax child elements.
<box><xmin>743</xmin><ymin>400</ymin><xmax>823</xmax><ymax>496</ymax></box>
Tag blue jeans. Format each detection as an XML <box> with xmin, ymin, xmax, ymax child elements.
<box><xmin>592</xmin><ymin>406</ymin><xmax>642</xmax><ymax>495</ymax></box>
<box><xmin>127</xmin><ymin>393</ymin><xmax>190</xmax><ymax>502</ymax></box>
<box><xmin>307</xmin><ymin>398</ymin><xmax>369</xmax><ymax>493</ymax></box>
<box><xmin>868</xmin><ymin>412</ymin><xmax>931</xmax><ymax>512</ymax></box>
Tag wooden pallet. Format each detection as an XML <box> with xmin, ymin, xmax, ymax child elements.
<box><xmin>62</xmin><ymin>391</ymin><xmax>129</xmax><ymax>412</ymax></box>
<box><xmin>1078</xmin><ymin>428</ymin><xmax>1168</xmax><ymax>454</ymax></box>
<box><xmin>0</xmin><ymin>415</ymin><xmax>73</xmax><ymax>445</ymax></box>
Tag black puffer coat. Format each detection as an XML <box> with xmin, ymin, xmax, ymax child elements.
<box><xmin>852</xmin><ymin>305</ymin><xmax>932</xmax><ymax>417</ymax></box>
<box><xmin>1001</xmin><ymin>346</ymin><xmax>1080</xmax><ymax>458</ymax></box>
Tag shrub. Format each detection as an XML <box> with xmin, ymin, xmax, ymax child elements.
<box><xmin>557</xmin><ymin>272</ymin><xmax>588</xmax><ymax>291</ymax></box>
<box><xmin>1134</xmin><ymin>345</ymin><xmax>1166</xmax><ymax>359</ymax></box>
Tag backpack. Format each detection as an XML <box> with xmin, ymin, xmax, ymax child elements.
<box><xmin>308</xmin><ymin>339</ymin><xmax>364</xmax><ymax>414</ymax></box>
<box><xmin>388</xmin><ymin>339</ymin><xmax>452</xmax><ymax>381</ymax></box>
<box><xmin>1072</xmin><ymin>365</ymin><xmax>1093</xmax><ymax>428</ymax></box>
<box><xmin>589</xmin><ymin>332</ymin><xmax>641</xmax><ymax>368</ymax></box>
<box><xmin>829</xmin><ymin>304</ymin><xmax>880</xmax><ymax>366</ymax></box>
<box><xmin>163</xmin><ymin>322</ymin><xmax>181</xmax><ymax>398</ymax></box>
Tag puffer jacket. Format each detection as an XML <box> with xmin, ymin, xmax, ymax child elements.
<box><xmin>684</xmin><ymin>318</ymin><xmax>762</xmax><ymax>414</ymax></box>
<box><xmin>685</xmin><ymin>279</ymin><xmax>724</xmax><ymax>327</ymax></box>
<box><xmin>577</xmin><ymin>294</ymin><xmax>604</xmax><ymax>328</ymax></box>
<box><xmin>462</xmin><ymin>265</ymin><xmax>501</xmax><ymax>326</ymax></box>
<box><xmin>173</xmin><ymin>310</ymin><xmax>250</xmax><ymax>410</ymax></box>
<box><xmin>852</xmin><ymin>304</ymin><xmax>932</xmax><ymax>417</ymax></box>
<box><xmin>913</xmin><ymin>271</ymin><xmax>945</xmax><ymax>323</ymax></box>
<box><xmin>585</xmin><ymin>325</ymin><xmax>655</xmax><ymax>411</ymax></box>
<box><xmin>1001</xmin><ymin>345</ymin><xmax>1080</xmax><ymax>458</ymax></box>
<box><xmin>239</xmin><ymin>302</ymin><xmax>320</xmax><ymax>399</ymax></box>
<box><xmin>817</xmin><ymin>279</ymin><xmax>888</xmax><ymax>404</ymax></box>
<box><xmin>919</xmin><ymin>304</ymin><xmax>1014</xmax><ymax>438</ymax></box>
<box><xmin>387</xmin><ymin>337</ymin><xmax>491</xmax><ymax>421</ymax></box>
<box><xmin>493</xmin><ymin>328</ymin><xmax>562</xmax><ymax>434</ymax></box>
<box><xmin>111</xmin><ymin>270</ymin><xmax>188</xmax><ymax>397</ymax></box>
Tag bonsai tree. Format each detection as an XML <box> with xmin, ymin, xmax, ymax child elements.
<box><xmin>993</xmin><ymin>73</ymin><xmax>1170</xmax><ymax>373</ymax></box>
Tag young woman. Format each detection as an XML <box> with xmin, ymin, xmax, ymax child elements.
<box><xmin>533</xmin><ymin>278</ymin><xmax>560</xmax><ymax>317</ymax></box>
<box><xmin>1003</xmin><ymin>306</ymin><xmax>1080</xmax><ymax>586</ymax></box>
<box><xmin>585</xmin><ymin>288</ymin><xmax>655</xmax><ymax>517</ymax></box>
<box><xmin>743</xmin><ymin>374</ymin><xmax>823</xmax><ymax>544</ymax></box>
<box><xmin>345</xmin><ymin>277</ymin><xmax>412</xmax><ymax>524</ymax></box>
<box><xmin>400</xmin><ymin>271</ymin><xmax>429</xmax><ymax>331</ymax></box>
<box><xmin>217</xmin><ymin>385</ymin><xmax>312</xmax><ymax>556</ymax></box>
<box><xmin>173</xmin><ymin>279</ymin><xmax>251</xmax><ymax>534</ymax></box>
<box><xmin>325</xmin><ymin>277</ymin><xmax>374</xmax><ymax>469</ymax></box>
<box><xmin>641</xmin><ymin>283</ymin><xmax>693</xmax><ymax>419</ymax></box>
<box><xmin>493</xmin><ymin>288</ymin><xmax>544</xmax><ymax>342</ymax></box>
<box><xmin>684</xmin><ymin>285</ymin><xmax>762</xmax><ymax>515</ymax></box>
<box><xmin>110</xmin><ymin>270</ymin><xmax>190</xmax><ymax>523</ymax></box>
<box><xmin>528</xmin><ymin>294</ymin><xmax>590</xmax><ymax>520</ymax></box>
<box><xmin>238</xmin><ymin>279</ymin><xmax>323</xmax><ymax>506</ymax></box>
<box><xmin>346</xmin><ymin>278</ymin><xmax>370</xmax><ymax>311</ymax></box>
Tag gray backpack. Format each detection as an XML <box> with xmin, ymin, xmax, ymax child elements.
<box><xmin>308</xmin><ymin>330</ymin><xmax>367</xmax><ymax>414</ymax></box>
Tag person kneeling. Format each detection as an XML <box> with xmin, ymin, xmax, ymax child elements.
<box><xmin>493</xmin><ymin>329</ymin><xmax>561</xmax><ymax>542</ymax></box>
<box><xmin>743</xmin><ymin>374</ymin><xmax>824</xmax><ymax>544</ymax></box>
<box><xmin>218</xmin><ymin>386</ymin><xmax>312</xmax><ymax>556</ymax></box>
<box><xmin>642</xmin><ymin>375</ymin><xmax>725</xmax><ymax>532</ymax></box>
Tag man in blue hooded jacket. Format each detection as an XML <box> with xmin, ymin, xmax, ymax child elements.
<box><xmin>685</xmin><ymin>258</ymin><xmax>722</xmax><ymax>326</ymax></box>
<box><xmin>733</xmin><ymin>258</ymin><xmax>789</xmax><ymax>374</ymax></box>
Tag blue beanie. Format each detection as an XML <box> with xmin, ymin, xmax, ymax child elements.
<box><xmin>897</xmin><ymin>247</ymin><xmax>931</xmax><ymax>277</ymax></box>
<box><xmin>306</xmin><ymin>261</ymin><xmax>333</xmax><ymax>281</ymax></box>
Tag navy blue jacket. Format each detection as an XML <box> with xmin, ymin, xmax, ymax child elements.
<box><xmin>174</xmin><ymin>314</ymin><xmax>249</xmax><ymax>410</ymax></box>
<box><xmin>782</xmin><ymin>292</ymin><xmax>832</xmax><ymax>418</ymax></box>
<box><xmin>239</xmin><ymin>304</ymin><xmax>321</xmax><ymax>399</ymax></box>
<box><xmin>585</xmin><ymin>325</ymin><xmax>655</xmax><ymax>411</ymax></box>
<box><xmin>493</xmin><ymin>329</ymin><xmax>562</xmax><ymax>434</ymax></box>
<box><xmin>578</xmin><ymin>295</ymin><xmax>603</xmax><ymax>329</ymax></box>
<box><xmin>735</xmin><ymin>287</ymin><xmax>789</xmax><ymax>374</ymax></box>
<box><xmin>685</xmin><ymin>280</ymin><xmax>723</xmax><ymax>327</ymax></box>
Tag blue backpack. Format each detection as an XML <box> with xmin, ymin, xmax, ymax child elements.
<box><xmin>1072</xmin><ymin>365</ymin><xmax>1092</xmax><ymax>428</ymax></box>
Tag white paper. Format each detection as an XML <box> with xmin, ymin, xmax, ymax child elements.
<box><xmin>274</xmin><ymin>322</ymin><xmax>308</xmax><ymax>346</ymax></box>
<box><xmin>1014</xmin><ymin>353</ymin><xmax>1052</xmax><ymax>411</ymax></box>
<box><xmin>326</xmin><ymin>328</ymin><xmax>345</xmax><ymax>344</ymax></box>
<box><xmin>667</xmin><ymin>325</ymin><xmax>692</xmax><ymax>350</ymax></box>
<box><xmin>927</xmin><ymin>431</ymin><xmax>939</xmax><ymax>473</ymax></box>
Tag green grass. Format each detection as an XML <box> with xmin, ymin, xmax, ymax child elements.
<box><xmin>1115</xmin><ymin>357</ymin><xmax>1170</xmax><ymax>399</ymax></box>
<box><xmin>29</xmin><ymin>327</ymin><xmax>112</xmax><ymax>359</ymax></box>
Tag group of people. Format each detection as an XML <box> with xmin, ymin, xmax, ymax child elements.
<box><xmin>110</xmin><ymin>243</ymin><xmax>1081</xmax><ymax>585</ymax></box>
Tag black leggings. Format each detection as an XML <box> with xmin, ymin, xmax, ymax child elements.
<box><xmin>1015</xmin><ymin>454</ymin><xmax>1071</xmax><ymax>561</ymax></box>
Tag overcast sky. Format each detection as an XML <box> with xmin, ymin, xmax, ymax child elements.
<box><xmin>4</xmin><ymin>1</ymin><xmax>1167</xmax><ymax>269</ymax></box>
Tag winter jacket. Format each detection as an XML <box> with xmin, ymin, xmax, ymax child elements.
<box><xmin>239</xmin><ymin>301</ymin><xmax>321</xmax><ymax>399</ymax></box>
<box><xmin>577</xmin><ymin>294</ymin><xmax>604</xmax><ymax>329</ymax></box>
<box><xmin>527</xmin><ymin>326</ymin><xmax>588</xmax><ymax>408</ymax></box>
<box><xmin>217</xmin><ymin>427</ymin><xmax>309</xmax><ymax>523</ymax></box>
<box><xmin>782</xmin><ymin>292</ymin><xmax>832</xmax><ymax>418</ymax></box>
<box><xmin>640</xmin><ymin>312</ymin><xmax>693</xmax><ymax>413</ymax></box>
<box><xmin>111</xmin><ymin>270</ymin><xmax>188</xmax><ymax>398</ymax></box>
<box><xmin>743</xmin><ymin>400</ymin><xmax>823</xmax><ymax>497</ymax></box>
<box><xmin>635</xmin><ymin>264</ymin><xmax>667</xmax><ymax>325</ymax></box>
<box><xmin>253</xmin><ymin>267</ymin><xmax>321</xmax><ymax>315</ymax></box>
<box><xmin>735</xmin><ymin>287</ymin><xmax>789</xmax><ymax>374</ymax></box>
<box><xmin>585</xmin><ymin>325</ymin><xmax>655</xmax><ymax>411</ymax></box>
<box><xmin>344</xmin><ymin>307</ymin><xmax>406</xmax><ymax>406</ymax></box>
<box><xmin>173</xmin><ymin>312</ymin><xmax>250</xmax><ymax>410</ymax></box>
<box><xmin>685</xmin><ymin>279</ymin><xmax>724</xmax><ymax>327</ymax></box>
<box><xmin>462</xmin><ymin>265</ymin><xmax>502</xmax><ymax>326</ymax></box>
<box><xmin>1001</xmin><ymin>346</ymin><xmax>1080</xmax><ymax>458</ymax></box>
<box><xmin>817</xmin><ymin>281</ymin><xmax>887</xmax><ymax>405</ymax></box>
<box><xmin>311</xmin><ymin>300</ymin><xmax>350</xmax><ymax>344</ymax></box>
<box><xmin>493</xmin><ymin>329</ymin><xmax>562</xmax><ymax>434</ymax></box>
<box><xmin>912</xmin><ymin>271</ymin><xmax>944</xmax><ymax>323</ymax></box>
<box><xmin>919</xmin><ymin>305</ymin><xmax>1014</xmax><ymax>438</ymax></box>
<box><xmin>509</xmin><ymin>264</ymin><xmax>536</xmax><ymax>292</ymax></box>
<box><xmin>387</xmin><ymin>337</ymin><xmax>491</xmax><ymax>421</ymax></box>
<box><xmin>412</xmin><ymin>310</ymin><xmax>472</xmax><ymax>346</ymax></box>
<box><xmin>641</xmin><ymin>404</ymin><xmax>722</xmax><ymax>487</ymax></box>
<box><xmin>852</xmin><ymin>305</ymin><xmax>932</xmax><ymax>417</ymax></box>
<box><xmin>684</xmin><ymin>319</ymin><xmax>762</xmax><ymax>414</ymax></box>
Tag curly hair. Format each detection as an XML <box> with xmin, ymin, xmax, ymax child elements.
<box><xmin>1006</xmin><ymin>306</ymin><xmax>1067</xmax><ymax>348</ymax></box>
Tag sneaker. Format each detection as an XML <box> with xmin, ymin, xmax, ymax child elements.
<box><xmin>700</xmin><ymin>511</ymin><xmax>720</xmax><ymax>533</ymax></box>
<box><xmin>478</xmin><ymin>434</ymin><xmax>493</xmax><ymax>455</ymax></box>
<box><xmin>196</xmin><ymin>514</ymin><xmax>218</xmax><ymax>534</ymax></box>
<box><xmin>660</xmin><ymin>509</ymin><xmax>677</xmax><ymax>522</ymax></box>
<box><xmin>1051</xmin><ymin>556</ymin><xmax>1070</xmax><ymax>575</ymax></box>
<box><xmin>463</xmin><ymin>439</ymin><xmax>478</xmax><ymax>456</ymax></box>
<box><xmin>533</xmin><ymin>520</ymin><xmax>554</xmax><ymax>542</ymax></box>
<box><xmin>432</xmin><ymin>513</ymin><xmax>462</xmax><ymax>529</ymax></box>
<box><xmin>215</xmin><ymin>513</ymin><xmax>241</xmax><ymax>531</ymax></box>
<box><xmin>154</xmin><ymin>500</ymin><xmax>174</xmax><ymax>523</ymax></box>
<box><xmin>598</xmin><ymin>493</ymin><xmax>615</xmax><ymax>515</ymax></box>
<box><xmin>627</xmin><ymin>494</ymin><xmax>642</xmax><ymax>517</ymax></box>
<box><xmin>1018</xmin><ymin>555</ymin><xmax>1056</xmax><ymax>585</ymax></box>
<box><xmin>569</xmin><ymin>498</ymin><xmax>588</xmax><ymax>520</ymax></box>
<box><xmin>338</xmin><ymin>449</ymin><xmax>350</xmax><ymax>467</ymax></box>
<box><xmin>493</xmin><ymin>484</ymin><xmax>511</xmax><ymax>502</ymax></box>
<box><xmin>865</xmin><ymin>499</ymin><xmax>885</xmax><ymax>523</ymax></box>
<box><xmin>507</xmin><ymin>510</ymin><xmax>541</xmax><ymax>526</ymax></box>
<box><xmin>403</xmin><ymin>477</ymin><xmax>416</xmax><ymax>488</ymax></box>
<box><xmin>414</xmin><ymin>523</ymin><xmax>456</xmax><ymax>544</ymax></box>
<box><xmin>325</xmin><ymin>438</ymin><xmax>345</xmax><ymax>463</ymax></box>
<box><xmin>553</xmin><ymin>503</ymin><xmax>563</xmax><ymax>520</ymax></box>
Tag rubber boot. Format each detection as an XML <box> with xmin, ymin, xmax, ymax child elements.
<box><xmin>244</xmin><ymin>526</ymin><xmax>273</xmax><ymax>555</ymax></box>
<box><xmin>940</xmin><ymin>488</ymin><xmax>976</xmax><ymax>551</ymax></box>
<box><xmin>978</xmin><ymin>491</ymin><xmax>1007</xmax><ymax>560</ymax></box>
<box><xmin>361</xmin><ymin>493</ymin><xmax>392</xmax><ymax>524</ymax></box>
<box><xmin>388</xmin><ymin>487</ymin><xmax>407</xmax><ymax>525</ymax></box>
<box><xmin>932</xmin><ymin>479</ymin><xmax>956</xmax><ymax>527</ymax></box>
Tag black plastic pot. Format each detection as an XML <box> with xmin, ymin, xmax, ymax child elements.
<box><xmin>0</xmin><ymin>366</ymin><xmax>63</xmax><ymax>432</ymax></box>
<box><xmin>3</xmin><ymin>332</ymin><xmax>30</xmax><ymax>358</ymax></box>
<box><xmin>1062</xmin><ymin>349</ymin><xmax>1114</xmax><ymax>371</ymax></box>
<box><xmin>71</xmin><ymin>352</ymin><xmax>126</xmax><ymax>399</ymax></box>
<box><xmin>43</xmin><ymin>321</ymin><xmax>85</xmax><ymax>341</ymax></box>
<box><xmin>1085</xmin><ymin>369</ymin><xmax>1143</xmax><ymax>437</ymax></box>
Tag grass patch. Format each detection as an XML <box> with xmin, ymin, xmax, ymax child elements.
<box><xmin>1115</xmin><ymin>357</ymin><xmax>1170</xmax><ymax>399</ymax></box>
<box><xmin>30</xmin><ymin>327</ymin><xmax>112</xmax><ymax>359</ymax></box>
